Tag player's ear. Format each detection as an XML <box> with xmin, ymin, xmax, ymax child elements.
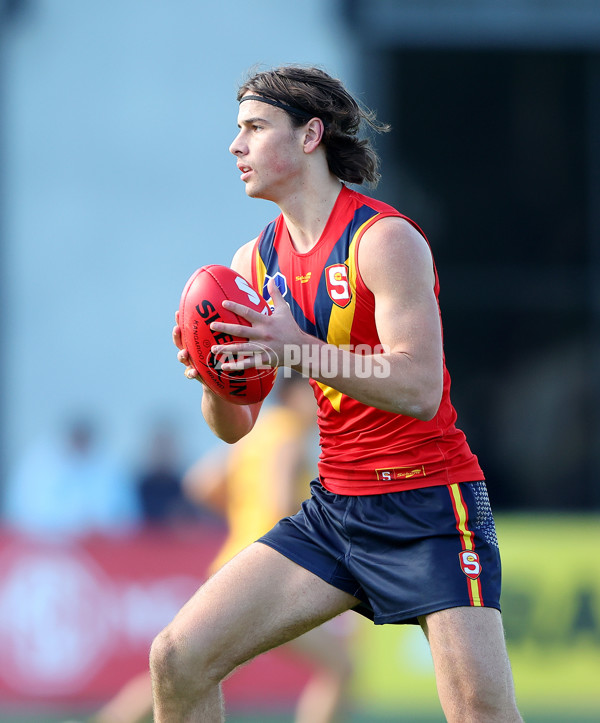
<box><xmin>303</xmin><ymin>118</ymin><xmax>324</xmax><ymax>154</ymax></box>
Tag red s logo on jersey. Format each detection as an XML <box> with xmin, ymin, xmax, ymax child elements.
<box><xmin>325</xmin><ymin>264</ymin><xmax>352</xmax><ymax>308</ymax></box>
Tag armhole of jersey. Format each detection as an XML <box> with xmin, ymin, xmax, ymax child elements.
<box><xmin>354</xmin><ymin>212</ymin><xmax>440</xmax><ymax>297</ymax></box>
<box><xmin>353</xmin><ymin>212</ymin><xmax>394</xmax><ymax>301</ymax></box>
<box><xmin>402</xmin><ymin>216</ymin><xmax>440</xmax><ymax>295</ymax></box>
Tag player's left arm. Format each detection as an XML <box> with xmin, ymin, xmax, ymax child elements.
<box><xmin>354</xmin><ymin>216</ymin><xmax>444</xmax><ymax>419</ymax></box>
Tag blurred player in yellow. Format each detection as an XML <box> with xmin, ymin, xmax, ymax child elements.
<box><xmin>88</xmin><ymin>372</ymin><xmax>352</xmax><ymax>723</ymax></box>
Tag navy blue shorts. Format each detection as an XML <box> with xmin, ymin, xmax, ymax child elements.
<box><xmin>258</xmin><ymin>479</ymin><xmax>502</xmax><ymax>625</ymax></box>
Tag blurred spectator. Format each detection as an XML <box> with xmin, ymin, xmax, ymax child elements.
<box><xmin>135</xmin><ymin>423</ymin><xmax>205</xmax><ymax>526</ymax></box>
<box><xmin>2</xmin><ymin>416</ymin><xmax>141</xmax><ymax>537</ymax></box>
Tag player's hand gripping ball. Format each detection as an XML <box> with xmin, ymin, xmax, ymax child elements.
<box><xmin>178</xmin><ymin>265</ymin><xmax>277</xmax><ymax>404</ymax></box>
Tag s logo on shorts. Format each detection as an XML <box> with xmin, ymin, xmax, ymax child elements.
<box><xmin>459</xmin><ymin>550</ymin><xmax>482</xmax><ymax>579</ymax></box>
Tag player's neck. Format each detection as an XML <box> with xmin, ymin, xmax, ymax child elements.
<box><xmin>279</xmin><ymin>176</ymin><xmax>343</xmax><ymax>253</ymax></box>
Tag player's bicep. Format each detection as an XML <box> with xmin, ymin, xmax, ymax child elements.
<box><xmin>375</xmin><ymin>287</ymin><xmax>441</xmax><ymax>362</ymax></box>
<box><xmin>360</xmin><ymin>218</ymin><xmax>443</xmax><ymax>366</ymax></box>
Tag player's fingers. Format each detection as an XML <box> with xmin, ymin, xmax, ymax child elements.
<box><xmin>211</xmin><ymin>342</ymin><xmax>253</xmax><ymax>356</ymax></box>
<box><xmin>177</xmin><ymin>348</ymin><xmax>190</xmax><ymax>365</ymax></box>
<box><xmin>267</xmin><ymin>278</ymin><xmax>283</xmax><ymax>305</ymax></box>
<box><xmin>173</xmin><ymin>324</ymin><xmax>184</xmax><ymax>349</ymax></box>
<box><xmin>210</xmin><ymin>320</ymin><xmax>260</xmax><ymax>340</ymax></box>
<box><xmin>211</xmin><ymin>343</ymin><xmax>273</xmax><ymax>370</ymax></box>
<box><xmin>217</xmin><ymin>354</ymin><xmax>256</xmax><ymax>371</ymax></box>
<box><xmin>221</xmin><ymin>299</ymin><xmax>264</xmax><ymax>323</ymax></box>
<box><xmin>185</xmin><ymin>366</ymin><xmax>200</xmax><ymax>380</ymax></box>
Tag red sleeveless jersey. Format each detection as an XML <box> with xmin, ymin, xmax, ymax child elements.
<box><xmin>251</xmin><ymin>185</ymin><xmax>483</xmax><ymax>494</ymax></box>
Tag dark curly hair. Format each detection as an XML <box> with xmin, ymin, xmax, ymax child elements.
<box><xmin>237</xmin><ymin>65</ymin><xmax>390</xmax><ymax>186</ymax></box>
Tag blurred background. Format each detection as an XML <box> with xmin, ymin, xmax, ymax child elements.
<box><xmin>0</xmin><ymin>0</ymin><xmax>599</xmax><ymax>721</ymax></box>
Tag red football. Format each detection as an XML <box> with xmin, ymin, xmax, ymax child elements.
<box><xmin>178</xmin><ymin>265</ymin><xmax>277</xmax><ymax>405</ymax></box>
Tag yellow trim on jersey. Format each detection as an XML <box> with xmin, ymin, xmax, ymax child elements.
<box><xmin>254</xmin><ymin>248</ymin><xmax>268</xmax><ymax>302</ymax></box>
<box><xmin>316</xmin><ymin>215</ymin><xmax>378</xmax><ymax>412</ymax></box>
<box><xmin>315</xmin><ymin>381</ymin><xmax>343</xmax><ymax>411</ymax></box>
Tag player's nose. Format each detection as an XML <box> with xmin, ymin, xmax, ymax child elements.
<box><xmin>229</xmin><ymin>130</ymin><xmax>246</xmax><ymax>156</ymax></box>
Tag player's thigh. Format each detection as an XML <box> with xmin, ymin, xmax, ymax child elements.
<box><xmin>163</xmin><ymin>541</ymin><xmax>359</xmax><ymax>675</ymax></box>
<box><xmin>420</xmin><ymin>606</ymin><xmax>515</xmax><ymax>696</ymax></box>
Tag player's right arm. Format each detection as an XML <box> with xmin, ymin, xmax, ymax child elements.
<box><xmin>173</xmin><ymin>239</ymin><xmax>263</xmax><ymax>443</ymax></box>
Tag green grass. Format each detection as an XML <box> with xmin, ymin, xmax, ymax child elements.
<box><xmin>3</xmin><ymin>712</ymin><xmax>600</xmax><ymax>723</ymax></box>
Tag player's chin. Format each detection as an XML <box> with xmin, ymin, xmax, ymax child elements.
<box><xmin>244</xmin><ymin>183</ymin><xmax>271</xmax><ymax>201</ymax></box>
<box><xmin>244</xmin><ymin>184</ymin><xmax>261</xmax><ymax>199</ymax></box>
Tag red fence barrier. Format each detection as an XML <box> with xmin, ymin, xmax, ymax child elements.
<box><xmin>0</xmin><ymin>525</ymin><xmax>312</xmax><ymax>712</ymax></box>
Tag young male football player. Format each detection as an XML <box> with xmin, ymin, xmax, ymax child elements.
<box><xmin>153</xmin><ymin>65</ymin><xmax>523</xmax><ymax>723</ymax></box>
